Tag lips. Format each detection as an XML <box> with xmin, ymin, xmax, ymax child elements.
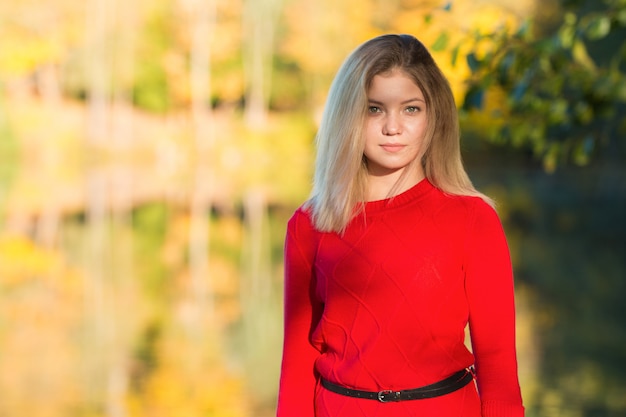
<box><xmin>380</xmin><ymin>143</ymin><xmax>406</xmax><ymax>153</ymax></box>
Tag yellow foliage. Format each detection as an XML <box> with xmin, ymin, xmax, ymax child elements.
<box><xmin>0</xmin><ymin>37</ymin><xmax>54</xmax><ymax>75</ymax></box>
<box><xmin>127</xmin><ymin>321</ymin><xmax>249</xmax><ymax>417</ymax></box>
<box><xmin>213</xmin><ymin>215</ymin><xmax>244</xmax><ymax>249</ymax></box>
<box><xmin>0</xmin><ymin>235</ymin><xmax>64</xmax><ymax>284</ymax></box>
<box><xmin>211</xmin><ymin>257</ymin><xmax>239</xmax><ymax>296</ymax></box>
<box><xmin>282</xmin><ymin>0</ymin><xmax>376</xmax><ymax>74</ymax></box>
<box><xmin>211</xmin><ymin>257</ymin><xmax>242</xmax><ymax>325</ymax></box>
<box><xmin>0</xmin><ymin>0</ymin><xmax>84</xmax><ymax>76</ymax></box>
<box><xmin>0</xmin><ymin>234</ymin><xmax>87</xmax><ymax>417</ymax></box>
<box><xmin>465</xmin><ymin>4</ymin><xmax>520</xmax><ymax>36</ymax></box>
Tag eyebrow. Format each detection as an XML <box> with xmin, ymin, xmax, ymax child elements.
<box><xmin>367</xmin><ymin>98</ymin><xmax>426</xmax><ymax>105</ymax></box>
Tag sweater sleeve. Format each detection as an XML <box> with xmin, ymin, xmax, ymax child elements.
<box><xmin>276</xmin><ymin>208</ymin><xmax>323</xmax><ymax>417</ymax></box>
<box><xmin>465</xmin><ymin>200</ymin><xmax>525</xmax><ymax>417</ymax></box>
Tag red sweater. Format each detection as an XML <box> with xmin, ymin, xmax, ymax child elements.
<box><xmin>277</xmin><ymin>179</ymin><xmax>524</xmax><ymax>417</ymax></box>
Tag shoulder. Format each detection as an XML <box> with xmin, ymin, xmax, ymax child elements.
<box><xmin>285</xmin><ymin>204</ymin><xmax>321</xmax><ymax>264</ymax></box>
<box><xmin>432</xmin><ymin>190</ymin><xmax>493</xmax><ymax>216</ymax></box>
<box><xmin>464</xmin><ymin>196</ymin><xmax>502</xmax><ymax>228</ymax></box>
<box><xmin>433</xmin><ymin>192</ymin><xmax>503</xmax><ymax>231</ymax></box>
<box><xmin>287</xmin><ymin>203</ymin><xmax>317</xmax><ymax>235</ymax></box>
<box><xmin>289</xmin><ymin>203</ymin><xmax>312</xmax><ymax>223</ymax></box>
<box><xmin>450</xmin><ymin>196</ymin><xmax>508</xmax><ymax>243</ymax></box>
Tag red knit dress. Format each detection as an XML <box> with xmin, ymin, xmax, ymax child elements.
<box><xmin>276</xmin><ymin>179</ymin><xmax>525</xmax><ymax>417</ymax></box>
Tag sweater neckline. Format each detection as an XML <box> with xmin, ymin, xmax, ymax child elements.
<box><xmin>364</xmin><ymin>178</ymin><xmax>434</xmax><ymax>214</ymax></box>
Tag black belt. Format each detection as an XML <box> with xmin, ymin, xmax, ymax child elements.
<box><xmin>321</xmin><ymin>368</ymin><xmax>474</xmax><ymax>403</ymax></box>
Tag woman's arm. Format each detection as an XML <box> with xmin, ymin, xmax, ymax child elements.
<box><xmin>276</xmin><ymin>209</ymin><xmax>323</xmax><ymax>417</ymax></box>
<box><xmin>465</xmin><ymin>200</ymin><xmax>525</xmax><ymax>417</ymax></box>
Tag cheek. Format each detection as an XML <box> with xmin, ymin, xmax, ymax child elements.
<box><xmin>365</xmin><ymin>120</ymin><xmax>378</xmax><ymax>135</ymax></box>
<box><xmin>411</xmin><ymin>120</ymin><xmax>429</xmax><ymax>143</ymax></box>
<box><xmin>416</xmin><ymin>133</ymin><xmax>432</xmax><ymax>161</ymax></box>
<box><xmin>362</xmin><ymin>143</ymin><xmax>375</xmax><ymax>160</ymax></box>
<box><xmin>364</xmin><ymin>124</ymin><xmax>379</xmax><ymax>145</ymax></box>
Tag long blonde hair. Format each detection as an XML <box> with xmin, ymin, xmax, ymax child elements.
<box><xmin>307</xmin><ymin>34</ymin><xmax>493</xmax><ymax>233</ymax></box>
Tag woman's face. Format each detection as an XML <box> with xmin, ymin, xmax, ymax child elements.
<box><xmin>363</xmin><ymin>69</ymin><xmax>428</xmax><ymax>183</ymax></box>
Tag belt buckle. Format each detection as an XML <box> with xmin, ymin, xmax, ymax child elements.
<box><xmin>377</xmin><ymin>389</ymin><xmax>400</xmax><ymax>403</ymax></box>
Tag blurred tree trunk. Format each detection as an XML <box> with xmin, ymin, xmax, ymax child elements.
<box><xmin>84</xmin><ymin>0</ymin><xmax>111</xmax><ymax>411</ymax></box>
<box><xmin>108</xmin><ymin>2</ymin><xmax>137</xmax><ymax>417</ymax></box>
<box><xmin>243</xmin><ymin>0</ymin><xmax>282</xmax><ymax>128</ymax></box>
<box><xmin>241</xmin><ymin>189</ymin><xmax>282</xmax><ymax>410</ymax></box>
<box><xmin>33</xmin><ymin>16</ymin><xmax>63</xmax><ymax>249</ymax></box>
<box><xmin>35</xmin><ymin>64</ymin><xmax>62</xmax><ymax>104</ymax></box>
<box><xmin>84</xmin><ymin>0</ymin><xmax>137</xmax><ymax>416</ymax></box>
<box><xmin>181</xmin><ymin>0</ymin><xmax>216</xmax><ymax>332</ymax></box>
<box><xmin>86</xmin><ymin>0</ymin><xmax>111</xmax><ymax>146</ymax></box>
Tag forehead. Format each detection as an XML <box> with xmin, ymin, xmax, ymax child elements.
<box><xmin>367</xmin><ymin>69</ymin><xmax>424</xmax><ymax>100</ymax></box>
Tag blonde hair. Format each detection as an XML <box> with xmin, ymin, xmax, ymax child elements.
<box><xmin>307</xmin><ymin>34</ymin><xmax>493</xmax><ymax>233</ymax></box>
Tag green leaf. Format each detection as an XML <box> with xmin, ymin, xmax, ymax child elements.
<box><xmin>451</xmin><ymin>44</ymin><xmax>460</xmax><ymax>67</ymax></box>
<box><xmin>511</xmin><ymin>82</ymin><xmax>526</xmax><ymax>102</ymax></box>
<box><xmin>543</xmin><ymin>142</ymin><xmax>561</xmax><ymax>173</ymax></box>
<box><xmin>431</xmin><ymin>32</ymin><xmax>449</xmax><ymax>52</ymax></box>
<box><xmin>585</xmin><ymin>16</ymin><xmax>611</xmax><ymax>40</ymax></box>
<box><xmin>467</xmin><ymin>53</ymin><xmax>480</xmax><ymax>73</ymax></box>
<box><xmin>573</xmin><ymin>135</ymin><xmax>594</xmax><ymax>166</ymax></box>
<box><xmin>572</xmin><ymin>39</ymin><xmax>596</xmax><ymax>71</ymax></box>
<box><xmin>515</xmin><ymin>19</ymin><xmax>532</xmax><ymax>40</ymax></box>
<box><xmin>558</xmin><ymin>13</ymin><xmax>577</xmax><ymax>48</ymax></box>
<box><xmin>574</xmin><ymin>102</ymin><xmax>593</xmax><ymax>124</ymax></box>
<box><xmin>463</xmin><ymin>86</ymin><xmax>484</xmax><ymax>110</ymax></box>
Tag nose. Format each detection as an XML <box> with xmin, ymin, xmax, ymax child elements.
<box><xmin>382</xmin><ymin>114</ymin><xmax>401</xmax><ymax>135</ymax></box>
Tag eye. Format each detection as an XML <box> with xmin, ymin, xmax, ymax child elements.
<box><xmin>368</xmin><ymin>105</ymin><xmax>382</xmax><ymax>113</ymax></box>
<box><xmin>405</xmin><ymin>106</ymin><xmax>421</xmax><ymax>113</ymax></box>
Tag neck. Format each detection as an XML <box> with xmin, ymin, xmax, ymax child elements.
<box><xmin>366</xmin><ymin>169</ymin><xmax>425</xmax><ymax>201</ymax></box>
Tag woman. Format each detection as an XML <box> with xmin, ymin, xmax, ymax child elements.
<box><xmin>277</xmin><ymin>34</ymin><xmax>524</xmax><ymax>417</ymax></box>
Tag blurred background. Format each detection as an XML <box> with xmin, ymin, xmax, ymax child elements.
<box><xmin>0</xmin><ymin>0</ymin><xmax>624</xmax><ymax>416</ymax></box>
